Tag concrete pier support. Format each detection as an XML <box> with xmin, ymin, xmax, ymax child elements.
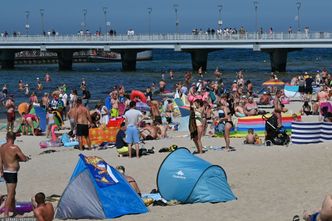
<box><xmin>263</xmin><ymin>48</ymin><xmax>301</xmax><ymax>72</ymax></box>
<box><xmin>56</xmin><ymin>50</ymin><xmax>74</xmax><ymax>71</ymax></box>
<box><xmin>119</xmin><ymin>50</ymin><xmax>138</xmax><ymax>71</ymax></box>
<box><xmin>185</xmin><ymin>49</ymin><xmax>211</xmax><ymax>72</ymax></box>
<box><xmin>0</xmin><ymin>50</ymin><xmax>16</xmax><ymax>69</ymax></box>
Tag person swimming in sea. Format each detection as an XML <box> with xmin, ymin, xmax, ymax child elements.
<box><xmin>44</xmin><ymin>73</ymin><xmax>51</xmax><ymax>82</ymax></box>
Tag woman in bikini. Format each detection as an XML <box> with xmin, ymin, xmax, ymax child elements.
<box><xmin>192</xmin><ymin>99</ymin><xmax>205</xmax><ymax>154</ymax></box>
<box><xmin>219</xmin><ymin>97</ymin><xmax>236</xmax><ymax>151</ymax></box>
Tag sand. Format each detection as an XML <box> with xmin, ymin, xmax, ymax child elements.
<box><xmin>0</xmin><ymin>101</ymin><xmax>331</xmax><ymax>221</ymax></box>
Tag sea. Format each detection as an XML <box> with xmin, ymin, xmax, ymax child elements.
<box><xmin>0</xmin><ymin>48</ymin><xmax>331</xmax><ymax>111</ymax></box>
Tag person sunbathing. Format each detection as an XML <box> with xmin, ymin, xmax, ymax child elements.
<box><xmin>141</xmin><ymin>122</ymin><xmax>161</xmax><ymax>140</ymax></box>
<box><xmin>259</xmin><ymin>92</ymin><xmax>272</xmax><ymax>105</ymax></box>
<box><xmin>234</xmin><ymin>101</ymin><xmax>246</xmax><ymax>117</ymax></box>
<box><xmin>116</xmin><ymin>165</ymin><xmax>141</xmax><ymax>197</ymax></box>
<box><xmin>303</xmin><ymin>194</ymin><xmax>332</xmax><ymax>221</ymax></box>
<box><xmin>244</xmin><ymin>97</ymin><xmax>259</xmax><ymax>116</ymax></box>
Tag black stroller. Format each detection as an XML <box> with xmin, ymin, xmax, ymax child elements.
<box><xmin>262</xmin><ymin>114</ymin><xmax>290</xmax><ymax>146</ymax></box>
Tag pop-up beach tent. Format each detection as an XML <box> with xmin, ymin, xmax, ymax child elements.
<box><xmin>157</xmin><ymin>148</ymin><xmax>236</xmax><ymax>203</ymax></box>
<box><xmin>56</xmin><ymin>154</ymin><xmax>148</xmax><ymax>219</ymax></box>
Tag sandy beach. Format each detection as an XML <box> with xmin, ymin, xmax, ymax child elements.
<box><xmin>0</xmin><ymin>101</ymin><xmax>331</xmax><ymax>221</ymax></box>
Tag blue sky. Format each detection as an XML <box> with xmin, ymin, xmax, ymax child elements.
<box><xmin>0</xmin><ymin>0</ymin><xmax>331</xmax><ymax>34</ymax></box>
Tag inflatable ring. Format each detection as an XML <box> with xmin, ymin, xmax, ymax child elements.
<box><xmin>130</xmin><ymin>90</ymin><xmax>147</xmax><ymax>103</ymax></box>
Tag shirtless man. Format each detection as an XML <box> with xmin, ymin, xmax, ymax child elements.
<box><xmin>67</xmin><ymin>103</ymin><xmax>77</xmax><ymax>135</ymax></box>
<box><xmin>317</xmin><ymin>86</ymin><xmax>329</xmax><ymax>103</ymax></box>
<box><xmin>111</xmin><ymin>91</ymin><xmax>119</xmax><ymax>118</ymax></box>
<box><xmin>0</xmin><ymin>132</ymin><xmax>29</xmax><ymax>217</ymax></box>
<box><xmin>5</xmin><ymin>97</ymin><xmax>15</xmax><ymax>132</ymax></box>
<box><xmin>75</xmin><ymin>98</ymin><xmax>92</xmax><ymax>150</ymax></box>
<box><xmin>244</xmin><ymin>97</ymin><xmax>259</xmax><ymax>116</ymax></box>
<box><xmin>41</xmin><ymin>93</ymin><xmax>49</xmax><ymax>109</ymax></box>
<box><xmin>141</xmin><ymin>123</ymin><xmax>161</xmax><ymax>140</ymax></box>
<box><xmin>303</xmin><ymin>194</ymin><xmax>332</xmax><ymax>221</ymax></box>
<box><xmin>18</xmin><ymin>80</ymin><xmax>24</xmax><ymax>91</ymax></box>
<box><xmin>273</xmin><ymin>89</ymin><xmax>288</xmax><ymax>127</ymax></box>
<box><xmin>32</xmin><ymin>192</ymin><xmax>54</xmax><ymax>221</ymax></box>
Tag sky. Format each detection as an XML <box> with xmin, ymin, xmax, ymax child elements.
<box><xmin>0</xmin><ymin>0</ymin><xmax>331</xmax><ymax>35</ymax></box>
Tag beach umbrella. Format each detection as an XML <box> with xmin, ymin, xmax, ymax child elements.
<box><xmin>262</xmin><ymin>79</ymin><xmax>285</xmax><ymax>87</ymax></box>
<box><xmin>136</xmin><ymin>102</ymin><xmax>150</xmax><ymax>112</ymax></box>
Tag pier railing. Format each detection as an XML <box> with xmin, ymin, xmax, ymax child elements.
<box><xmin>0</xmin><ymin>32</ymin><xmax>331</xmax><ymax>42</ymax></box>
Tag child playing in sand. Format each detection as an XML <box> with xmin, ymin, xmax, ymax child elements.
<box><xmin>244</xmin><ymin>128</ymin><xmax>261</xmax><ymax>145</ymax></box>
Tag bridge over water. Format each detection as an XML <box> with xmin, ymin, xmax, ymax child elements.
<box><xmin>0</xmin><ymin>32</ymin><xmax>332</xmax><ymax>71</ymax></box>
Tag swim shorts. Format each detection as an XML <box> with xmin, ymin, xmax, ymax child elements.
<box><xmin>125</xmin><ymin>125</ymin><xmax>140</xmax><ymax>144</ymax></box>
<box><xmin>111</xmin><ymin>108</ymin><xmax>119</xmax><ymax>118</ymax></box>
<box><xmin>3</xmin><ymin>172</ymin><xmax>18</xmax><ymax>184</ymax></box>
<box><xmin>76</xmin><ymin>124</ymin><xmax>89</xmax><ymax>137</ymax></box>
<box><xmin>7</xmin><ymin>112</ymin><xmax>15</xmax><ymax>122</ymax></box>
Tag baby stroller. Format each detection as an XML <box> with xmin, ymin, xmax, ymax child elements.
<box><xmin>262</xmin><ymin>114</ymin><xmax>290</xmax><ymax>146</ymax></box>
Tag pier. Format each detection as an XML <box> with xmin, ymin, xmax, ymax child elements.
<box><xmin>0</xmin><ymin>32</ymin><xmax>332</xmax><ymax>71</ymax></box>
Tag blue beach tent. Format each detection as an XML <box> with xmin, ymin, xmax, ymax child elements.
<box><xmin>157</xmin><ymin>148</ymin><xmax>236</xmax><ymax>203</ymax></box>
<box><xmin>56</xmin><ymin>154</ymin><xmax>148</xmax><ymax>219</ymax></box>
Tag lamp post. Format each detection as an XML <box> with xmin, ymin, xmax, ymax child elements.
<box><xmin>296</xmin><ymin>0</ymin><xmax>301</xmax><ymax>32</ymax></box>
<box><xmin>25</xmin><ymin>10</ymin><xmax>30</xmax><ymax>36</ymax></box>
<box><xmin>148</xmin><ymin>7</ymin><xmax>152</xmax><ymax>35</ymax></box>
<box><xmin>82</xmin><ymin>9</ymin><xmax>87</xmax><ymax>31</ymax></box>
<box><xmin>40</xmin><ymin>9</ymin><xmax>45</xmax><ymax>35</ymax></box>
<box><xmin>253</xmin><ymin>1</ymin><xmax>258</xmax><ymax>33</ymax></box>
<box><xmin>173</xmin><ymin>4</ymin><xmax>179</xmax><ymax>34</ymax></box>
<box><xmin>217</xmin><ymin>4</ymin><xmax>223</xmax><ymax>30</ymax></box>
<box><xmin>103</xmin><ymin>7</ymin><xmax>108</xmax><ymax>35</ymax></box>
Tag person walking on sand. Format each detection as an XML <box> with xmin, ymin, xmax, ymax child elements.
<box><xmin>0</xmin><ymin>132</ymin><xmax>29</xmax><ymax>217</ymax></box>
<box><xmin>32</xmin><ymin>192</ymin><xmax>54</xmax><ymax>221</ymax></box>
<box><xmin>75</xmin><ymin>98</ymin><xmax>92</xmax><ymax>150</ymax></box>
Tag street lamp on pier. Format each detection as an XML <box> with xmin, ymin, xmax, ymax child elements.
<box><xmin>148</xmin><ymin>7</ymin><xmax>152</xmax><ymax>35</ymax></box>
<box><xmin>82</xmin><ymin>9</ymin><xmax>87</xmax><ymax>32</ymax></box>
<box><xmin>103</xmin><ymin>7</ymin><xmax>108</xmax><ymax>35</ymax></box>
<box><xmin>253</xmin><ymin>1</ymin><xmax>259</xmax><ymax>33</ymax></box>
<box><xmin>217</xmin><ymin>4</ymin><xmax>223</xmax><ymax>30</ymax></box>
<box><xmin>40</xmin><ymin>9</ymin><xmax>45</xmax><ymax>35</ymax></box>
<box><xmin>25</xmin><ymin>10</ymin><xmax>30</xmax><ymax>36</ymax></box>
<box><xmin>296</xmin><ymin>0</ymin><xmax>301</xmax><ymax>32</ymax></box>
<box><xmin>173</xmin><ymin>4</ymin><xmax>179</xmax><ymax>34</ymax></box>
